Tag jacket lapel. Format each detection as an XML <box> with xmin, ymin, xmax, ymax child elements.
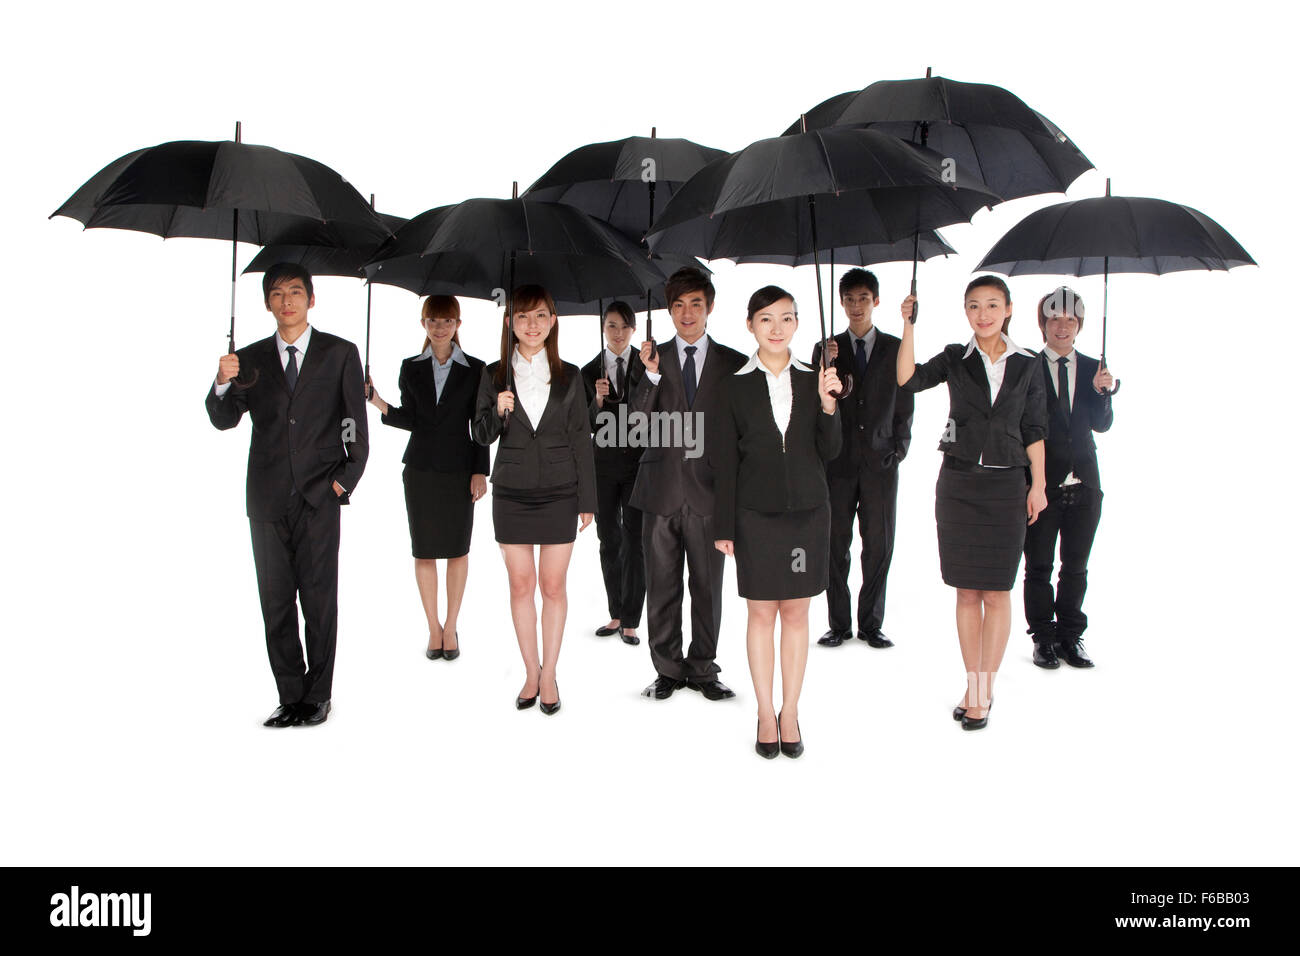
<box><xmin>289</xmin><ymin>333</ymin><xmax>324</xmax><ymax>395</ymax></box>
<box><xmin>962</xmin><ymin>349</ymin><xmax>992</xmax><ymax>408</ymax></box>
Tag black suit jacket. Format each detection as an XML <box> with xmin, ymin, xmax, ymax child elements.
<box><xmin>902</xmin><ymin>343</ymin><xmax>1048</xmax><ymax>467</ymax></box>
<box><xmin>205</xmin><ymin>330</ymin><xmax>369</xmax><ymax>521</ymax></box>
<box><xmin>811</xmin><ymin>329</ymin><xmax>914</xmax><ymax>476</ymax></box>
<box><xmin>581</xmin><ymin>349</ymin><xmax>647</xmax><ymax>478</ymax></box>
<box><xmin>380</xmin><ymin>350</ymin><xmax>491</xmax><ymax>475</ymax></box>
<box><xmin>1039</xmin><ymin>350</ymin><xmax>1113</xmax><ymax>490</ymax></box>
<box><xmin>713</xmin><ymin>363</ymin><xmax>842</xmax><ymax>541</ymax></box>
<box><xmin>628</xmin><ymin>335</ymin><xmax>748</xmax><ymax>517</ymax></box>
<box><xmin>471</xmin><ymin>361</ymin><xmax>598</xmax><ymax>513</ymax></box>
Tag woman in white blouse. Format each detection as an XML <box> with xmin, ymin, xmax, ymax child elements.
<box><xmin>472</xmin><ymin>286</ymin><xmax>597</xmax><ymax>716</ymax></box>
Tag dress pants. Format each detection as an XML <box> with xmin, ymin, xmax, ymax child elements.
<box><xmin>595</xmin><ymin>469</ymin><xmax>645</xmax><ymax>628</ymax></box>
<box><xmin>827</xmin><ymin>465</ymin><xmax>898</xmax><ymax>635</ymax></box>
<box><xmin>1023</xmin><ymin>482</ymin><xmax>1103</xmax><ymax>645</ymax></box>
<box><xmin>643</xmin><ymin>507</ymin><xmax>724</xmax><ymax>682</ymax></box>
<box><xmin>249</xmin><ymin>491</ymin><xmax>341</xmax><ymax>705</ymax></box>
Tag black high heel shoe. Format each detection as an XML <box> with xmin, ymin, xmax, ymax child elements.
<box><xmin>426</xmin><ymin>635</ymin><xmax>443</xmax><ymax>660</ymax></box>
<box><xmin>443</xmin><ymin>631</ymin><xmax>460</xmax><ymax>662</ymax></box>
<box><xmin>755</xmin><ymin>717</ymin><xmax>779</xmax><ymax>759</ymax></box>
<box><xmin>516</xmin><ymin>675</ymin><xmax>539</xmax><ymax>710</ymax></box>
<box><xmin>960</xmin><ymin>697</ymin><xmax>994</xmax><ymax>731</ymax></box>
<box><xmin>778</xmin><ymin>710</ymin><xmax>804</xmax><ymax>759</ymax></box>
<box><xmin>953</xmin><ymin>696</ymin><xmax>995</xmax><ymax>721</ymax></box>
<box><xmin>540</xmin><ymin>676</ymin><xmax>561</xmax><ymax>716</ymax></box>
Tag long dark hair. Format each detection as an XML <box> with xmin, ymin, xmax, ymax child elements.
<box><xmin>494</xmin><ymin>285</ymin><xmax>566</xmax><ymax>388</ymax></box>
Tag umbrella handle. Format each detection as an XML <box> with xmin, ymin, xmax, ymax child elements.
<box><xmin>1099</xmin><ymin>355</ymin><xmax>1121</xmax><ymax>396</ymax></box>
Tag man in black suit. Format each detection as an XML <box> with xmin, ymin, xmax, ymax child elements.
<box><xmin>1023</xmin><ymin>287</ymin><xmax>1115</xmax><ymax>669</ymax></box>
<box><xmin>205</xmin><ymin>263</ymin><xmax>369</xmax><ymax>727</ymax></box>
<box><xmin>631</xmin><ymin>268</ymin><xmax>746</xmax><ymax>700</ymax></box>
<box><xmin>581</xmin><ymin>301</ymin><xmax>646</xmax><ymax>646</ymax></box>
<box><xmin>811</xmin><ymin>269</ymin><xmax>914</xmax><ymax>649</ymax></box>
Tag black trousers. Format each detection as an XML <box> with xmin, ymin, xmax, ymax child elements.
<box><xmin>643</xmin><ymin>508</ymin><xmax>725</xmax><ymax>682</ymax></box>
<box><xmin>595</xmin><ymin>470</ymin><xmax>645</xmax><ymax>627</ymax></box>
<box><xmin>826</xmin><ymin>466</ymin><xmax>898</xmax><ymax>635</ymax></box>
<box><xmin>1023</xmin><ymin>482</ymin><xmax>1103</xmax><ymax>645</ymax></box>
<box><xmin>249</xmin><ymin>493</ymin><xmax>340</xmax><ymax>705</ymax></box>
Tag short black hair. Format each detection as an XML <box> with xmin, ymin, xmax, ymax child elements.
<box><xmin>604</xmin><ymin>300</ymin><xmax>637</xmax><ymax>329</ymax></box>
<box><xmin>746</xmin><ymin>285</ymin><xmax>796</xmax><ymax>322</ymax></box>
<box><xmin>665</xmin><ymin>266</ymin><xmax>715</xmax><ymax>309</ymax></box>
<box><xmin>839</xmin><ymin>268</ymin><xmax>879</xmax><ymax>299</ymax></box>
<box><xmin>263</xmin><ymin>262</ymin><xmax>314</xmax><ymax>305</ymax></box>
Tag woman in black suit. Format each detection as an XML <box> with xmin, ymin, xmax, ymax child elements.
<box><xmin>714</xmin><ymin>286</ymin><xmax>842</xmax><ymax>759</ymax></box>
<box><xmin>896</xmin><ymin>276</ymin><xmax>1049</xmax><ymax>731</ymax></box>
<box><xmin>472</xmin><ymin>285</ymin><xmax>596</xmax><ymax>715</ymax></box>
<box><xmin>367</xmin><ymin>295</ymin><xmax>488</xmax><ymax>661</ymax></box>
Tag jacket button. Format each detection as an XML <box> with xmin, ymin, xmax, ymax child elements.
<box><xmin>858</xmin><ymin>425</ymin><xmax>865</xmax><ymax>431</ymax></box>
<box><xmin>289</xmin><ymin>418</ymin><xmax>296</xmax><ymax>425</ymax></box>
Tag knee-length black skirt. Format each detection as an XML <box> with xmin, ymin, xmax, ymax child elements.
<box><xmin>492</xmin><ymin>485</ymin><xmax>580</xmax><ymax>545</ymax></box>
<box><xmin>735</xmin><ymin>502</ymin><xmax>830</xmax><ymax>600</ymax></box>
<box><xmin>403</xmin><ymin>467</ymin><xmax>474</xmax><ymax>559</ymax></box>
<box><xmin>935</xmin><ymin>458</ymin><xmax>1028</xmax><ymax>591</ymax></box>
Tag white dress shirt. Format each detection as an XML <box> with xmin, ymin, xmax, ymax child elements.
<box><xmin>213</xmin><ymin>325</ymin><xmax>313</xmax><ymax>398</ymax></box>
<box><xmin>962</xmin><ymin>332</ymin><xmax>1035</xmax><ymax>467</ymax></box>
<box><xmin>603</xmin><ymin>344</ymin><xmax>634</xmax><ymax>397</ymax></box>
<box><xmin>1043</xmin><ymin>345</ymin><xmax>1082</xmax><ymax>486</ymax></box>
<box><xmin>415</xmin><ymin>340</ymin><xmax>469</xmax><ymax>402</ymax></box>
<box><xmin>736</xmin><ymin>350</ymin><xmax>812</xmax><ymax>439</ymax></box>
<box><xmin>645</xmin><ymin>334</ymin><xmax>709</xmax><ymax>386</ymax></box>
<box><xmin>512</xmin><ymin>346</ymin><xmax>552</xmax><ymax>426</ymax></box>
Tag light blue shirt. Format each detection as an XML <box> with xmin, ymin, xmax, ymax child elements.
<box><xmin>415</xmin><ymin>341</ymin><xmax>469</xmax><ymax>402</ymax></box>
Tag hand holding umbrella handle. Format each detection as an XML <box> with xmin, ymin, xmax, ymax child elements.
<box><xmin>819</xmin><ymin>336</ymin><xmax>853</xmax><ymax>401</ymax></box>
<box><xmin>1097</xmin><ymin>356</ymin><xmax>1121</xmax><ymax>397</ymax></box>
<box><xmin>227</xmin><ymin>334</ymin><xmax>260</xmax><ymax>390</ymax></box>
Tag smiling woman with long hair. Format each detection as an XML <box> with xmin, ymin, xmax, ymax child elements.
<box><xmin>472</xmin><ymin>286</ymin><xmax>596</xmax><ymax>716</ymax></box>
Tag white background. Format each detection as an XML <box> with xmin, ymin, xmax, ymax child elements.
<box><xmin>2</xmin><ymin>0</ymin><xmax>1293</xmax><ymax>866</ymax></box>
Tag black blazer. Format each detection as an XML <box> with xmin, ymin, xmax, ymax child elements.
<box><xmin>714</xmin><ymin>363</ymin><xmax>842</xmax><ymax>541</ymax></box>
<box><xmin>581</xmin><ymin>349</ymin><xmax>647</xmax><ymax>478</ymax></box>
<box><xmin>379</xmin><ymin>349</ymin><xmax>490</xmax><ymax>476</ymax></box>
<box><xmin>205</xmin><ymin>330</ymin><xmax>369</xmax><ymax>521</ymax></box>
<box><xmin>1039</xmin><ymin>350</ymin><xmax>1113</xmax><ymax>490</ymax></box>
<box><xmin>811</xmin><ymin>329</ymin><xmax>914</xmax><ymax>475</ymax></box>
<box><xmin>628</xmin><ymin>335</ymin><xmax>748</xmax><ymax>517</ymax></box>
<box><xmin>902</xmin><ymin>343</ymin><xmax>1048</xmax><ymax>467</ymax></box>
<box><xmin>471</xmin><ymin>360</ymin><xmax>598</xmax><ymax>513</ymax></box>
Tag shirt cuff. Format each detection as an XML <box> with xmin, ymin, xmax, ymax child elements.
<box><xmin>213</xmin><ymin>379</ymin><xmax>231</xmax><ymax>398</ymax></box>
<box><xmin>646</xmin><ymin>371</ymin><xmax>662</xmax><ymax>385</ymax></box>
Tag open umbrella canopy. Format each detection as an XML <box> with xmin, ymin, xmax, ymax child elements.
<box><xmin>51</xmin><ymin>138</ymin><xmax>391</xmax><ymax>248</ymax></box>
<box><xmin>728</xmin><ymin>231</ymin><xmax>955</xmax><ymax>267</ymax></box>
<box><xmin>242</xmin><ymin>212</ymin><xmax>409</xmax><ymax>277</ymax></box>
<box><xmin>784</xmin><ymin>73</ymin><xmax>1092</xmax><ymax>201</ymax></box>
<box><xmin>523</xmin><ymin>132</ymin><xmax>728</xmax><ymax>239</ymax></box>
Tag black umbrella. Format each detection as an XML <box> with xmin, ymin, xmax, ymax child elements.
<box><xmin>364</xmin><ymin>185</ymin><xmax>667</xmax><ymax>412</ymax></box>
<box><xmin>243</xmin><ymin>201</ymin><xmax>408</xmax><ymax>395</ymax></box>
<box><xmin>976</xmin><ymin>178</ymin><xmax>1256</xmax><ymax>393</ymax></box>
<box><xmin>647</xmin><ymin>125</ymin><xmax>998</xmax><ymax>395</ymax></box>
<box><xmin>51</xmin><ymin>122</ymin><xmax>391</xmax><ymax>384</ymax></box>
<box><xmin>523</xmin><ymin>128</ymin><xmax>727</xmax><ymax>353</ymax></box>
<box><xmin>786</xmin><ymin>69</ymin><xmax>1092</xmax><ymax>318</ymax></box>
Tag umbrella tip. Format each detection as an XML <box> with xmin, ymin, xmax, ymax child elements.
<box><xmin>651</xmin><ymin>126</ymin><xmax>657</xmax><ymax>138</ymax></box>
<box><xmin>925</xmin><ymin>66</ymin><xmax>932</xmax><ymax>78</ymax></box>
<box><xmin>369</xmin><ymin>193</ymin><xmax>375</xmax><ymax>208</ymax></box>
<box><xmin>1105</xmin><ymin>177</ymin><xmax>1111</xmax><ymax>197</ymax></box>
<box><xmin>235</xmin><ymin>120</ymin><xmax>242</xmax><ymax>143</ymax></box>
<box><xmin>800</xmin><ymin>113</ymin><xmax>808</xmax><ymax>134</ymax></box>
<box><xmin>512</xmin><ymin>181</ymin><xmax>518</xmax><ymax>199</ymax></box>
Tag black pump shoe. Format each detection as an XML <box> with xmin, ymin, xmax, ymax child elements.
<box><xmin>755</xmin><ymin>718</ymin><xmax>779</xmax><ymax>759</ymax></box>
<box><xmin>953</xmin><ymin>696</ymin><xmax>994</xmax><ymax>721</ymax></box>
<box><xmin>443</xmin><ymin>631</ymin><xmax>460</xmax><ymax>661</ymax></box>
<box><xmin>778</xmin><ymin>711</ymin><xmax>804</xmax><ymax>758</ymax></box>
<box><xmin>516</xmin><ymin>676</ymin><xmax>539</xmax><ymax>710</ymax></box>
<box><xmin>540</xmin><ymin>679</ymin><xmax>561</xmax><ymax>716</ymax></box>
<box><xmin>960</xmin><ymin>698</ymin><xmax>994</xmax><ymax>731</ymax></box>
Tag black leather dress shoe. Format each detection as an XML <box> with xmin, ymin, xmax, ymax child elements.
<box><xmin>595</xmin><ymin>623</ymin><xmax>622</xmax><ymax>636</ymax></box>
<box><xmin>817</xmin><ymin>629</ymin><xmax>850</xmax><ymax>647</ymax></box>
<box><xmin>858</xmin><ymin>629</ymin><xmax>894</xmax><ymax>648</ymax></box>
<box><xmin>755</xmin><ymin>720</ymin><xmax>779</xmax><ymax>759</ymax></box>
<box><xmin>1032</xmin><ymin>642</ymin><xmax>1061</xmax><ymax>669</ymax></box>
<box><xmin>297</xmin><ymin>701</ymin><xmax>331</xmax><ymax>726</ymax></box>
<box><xmin>1060</xmin><ymin>639</ymin><xmax>1095</xmax><ymax>668</ymax></box>
<box><xmin>778</xmin><ymin>711</ymin><xmax>804</xmax><ymax>758</ymax></box>
<box><xmin>642</xmin><ymin>676</ymin><xmax>685</xmax><ymax>700</ymax></box>
<box><xmin>619</xmin><ymin>629</ymin><xmax>641</xmax><ymax>646</ymax></box>
<box><xmin>684</xmin><ymin>679</ymin><xmax>736</xmax><ymax>701</ymax></box>
<box><xmin>263</xmin><ymin>704</ymin><xmax>301</xmax><ymax>728</ymax></box>
<box><xmin>443</xmin><ymin>631</ymin><xmax>460</xmax><ymax>662</ymax></box>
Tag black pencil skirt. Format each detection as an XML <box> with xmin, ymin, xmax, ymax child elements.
<box><xmin>734</xmin><ymin>502</ymin><xmax>831</xmax><ymax>600</ymax></box>
<box><xmin>403</xmin><ymin>467</ymin><xmax>474</xmax><ymax>559</ymax></box>
<box><xmin>935</xmin><ymin>457</ymin><xmax>1028</xmax><ymax>591</ymax></box>
<box><xmin>492</xmin><ymin>485</ymin><xmax>580</xmax><ymax>545</ymax></box>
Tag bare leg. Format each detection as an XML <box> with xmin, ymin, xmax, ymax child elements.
<box><xmin>777</xmin><ymin>597</ymin><xmax>811</xmax><ymax>743</ymax></box>
<box><xmin>955</xmin><ymin>588</ymin><xmax>985</xmax><ymax>711</ymax></box>
<box><xmin>414</xmin><ymin>558</ymin><xmax>443</xmax><ymax>652</ymax></box>
<box><xmin>443</xmin><ymin>555</ymin><xmax>469</xmax><ymax>653</ymax></box>
<box><xmin>746</xmin><ymin>599</ymin><xmax>779</xmax><ymax>743</ymax></box>
<box><xmin>537</xmin><ymin>542</ymin><xmax>574</xmax><ymax>706</ymax></box>
<box><xmin>967</xmin><ymin>590</ymin><xmax>1012</xmax><ymax>717</ymax></box>
<box><xmin>499</xmin><ymin>544</ymin><xmax>539</xmax><ymax>698</ymax></box>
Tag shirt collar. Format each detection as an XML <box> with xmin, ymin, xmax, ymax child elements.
<box><xmin>676</xmin><ymin>335</ymin><xmax>708</xmax><ymax>363</ymax></box>
<box><xmin>963</xmin><ymin>332</ymin><xmax>1033</xmax><ymax>362</ymax></box>
<box><xmin>605</xmin><ymin>344</ymin><xmax>633</xmax><ymax>364</ymax></box>
<box><xmin>736</xmin><ymin>350</ymin><xmax>812</xmax><ymax>377</ymax></box>
<box><xmin>415</xmin><ymin>341</ymin><xmax>469</xmax><ymax>367</ymax></box>
<box><xmin>849</xmin><ymin>326</ymin><xmax>877</xmax><ymax>348</ymax></box>
<box><xmin>276</xmin><ymin>325</ymin><xmax>312</xmax><ymax>356</ymax></box>
<box><xmin>512</xmin><ymin>346</ymin><xmax>551</xmax><ymax>377</ymax></box>
<box><xmin>1043</xmin><ymin>345</ymin><xmax>1075</xmax><ymax>363</ymax></box>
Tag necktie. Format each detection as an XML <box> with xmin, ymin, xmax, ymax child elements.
<box><xmin>284</xmin><ymin>345</ymin><xmax>299</xmax><ymax>391</ymax></box>
<box><xmin>1056</xmin><ymin>355</ymin><xmax>1070</xmax><ymax>424</ymax></box>
<box><xmin>855</xmin><ymin>337</ymin><xmax>868</xmax><ymax>379</ymax></box>
<box><xmin>615</xmin><ymin>356</ymin><xmax>626</xmax><ymax>401</ymax></box>
<box><xmin>683</xmin><ymin>345</ymin><xmax>698</xmax><ymax>407</ymax></box>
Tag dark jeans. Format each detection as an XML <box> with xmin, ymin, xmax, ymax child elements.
<box><xmin>642</xmin><ymin>508</ymin><xmax>724</xmax><ymax>682</ymax></box>
<box><xmin>595</xmin><ymin>470</ymin><xmax>645</xmax><ymax>627</ymax></box>
<box><xmin>827</xmin><ymin>466</ymin><xmax>898</xmax><ymax>635</ymax></box>
<box><xmin>1023</xmin><ymin>482</ymin><xmax>1103</xmax><ymax>645</ymax></box>
<box><xmin>249</xmin><ymin>492</ymin><xmax>341</xmax><ymax>704</ymax></box>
